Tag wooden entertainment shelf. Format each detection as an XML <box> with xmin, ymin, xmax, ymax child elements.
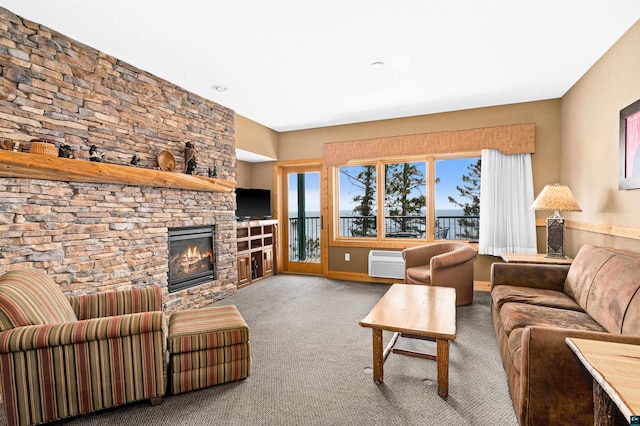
<box><xmin>236</xmin><ymin>219</ymin><xmax>278</xmax><ymax>287</ymax></box>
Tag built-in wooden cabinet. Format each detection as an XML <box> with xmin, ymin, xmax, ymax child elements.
<box><xmin>263</xmin><ymin>247</ymin><xmax>274</xmax><ymax>276</ymax></box>
<box><xmin>236</xmin><ymin>220</ymin><xmax>277</xmax><ymax>288</ymax></box>
<box><xmin>237</xmin><ymin>255</ymin><xmax>252</xmax><ymax>286</ymax></box>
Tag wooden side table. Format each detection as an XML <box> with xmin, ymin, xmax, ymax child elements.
<box><xmin>500</xmin><ymin>252</ymin><xmax>573</xmax><ymax>265</ymax></box>
<box><xmin>566</xmin><ymin>337</ymin><xmax>640</xmax><ymax>425</ymax></box>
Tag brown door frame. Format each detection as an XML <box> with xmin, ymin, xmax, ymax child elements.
<box><xmin>273</xmin><ymin>159</ymin><xmax>327</xmax><ymax>276</ymax></box>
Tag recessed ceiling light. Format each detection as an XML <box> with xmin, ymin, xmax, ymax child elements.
<box><xmin>371</xmin><ymin>61</ymin><xmax>385</xmax><ymax>70</ymax></box>
<box><xmin>212</xmin><ymin>85</ymin><xmax>228</xmax><ymax>92</ymax></box>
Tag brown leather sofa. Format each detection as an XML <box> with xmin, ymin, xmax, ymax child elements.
<box><xmin>491</xmin><ymin>244</ymin><xmax>640</xmax><ymax>425</ymax></box>
<box><xmin>402</xmin><ymin>242</ymin><xmax>477</xmax><ymax>306</ymax></box>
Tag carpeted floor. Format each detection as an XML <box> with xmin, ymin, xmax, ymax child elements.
<box><xmin>1</xmin><ymin>275</ymin><xmax>518</xmax><ymax>425</ymax></box>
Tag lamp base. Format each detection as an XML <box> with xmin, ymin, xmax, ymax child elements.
<box><xmin>545</xmin><ymin>253</ymin><xmax>567</xmax><ymax>259</ymax></box>
<box><xmin>546</xmin><ymin>215</ymin><xmax>566</xmax><ymax>258</ymax></box>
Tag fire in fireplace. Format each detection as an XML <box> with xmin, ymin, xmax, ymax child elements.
<box><xmin>168</xmin><ymin>225</ymin><xmax>215</xmax><ymax>292</ymax></box>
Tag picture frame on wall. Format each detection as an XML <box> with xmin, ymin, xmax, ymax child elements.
<box><xmin>619</xmin><ymin>98</ymin><xmax>640</xmax><ymax>190</ymax></box>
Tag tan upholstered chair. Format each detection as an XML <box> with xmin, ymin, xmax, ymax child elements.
<box><xmin>402</xmin><ymin>242</ymin><xmax>477</xmax><ymax>306</ymax></box>
<box><xmin>0</xmin><ymin>269</ymin><xmax>167</xmax><ymax>426</ymax></box>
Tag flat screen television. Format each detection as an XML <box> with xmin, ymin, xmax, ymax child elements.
<box><xmin>235</xmin><ymin>188</ymin><xmax>272</xmax><ymax>220</ymax></box>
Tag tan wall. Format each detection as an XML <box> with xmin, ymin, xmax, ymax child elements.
<box><xmin>280</xmin><ymin>100</ymin><xmax>560</xmax><ymax>165</ymax></box>
<box><xmin>235</xmin><ymin>114</ymin><xmax>279</xmax><ymax>159</ymax></box>
<box><xmin>235</xmin><ymin>160</ymin><xmax>274</xmax><ymax>191</ymax></box>
<box><xmin>250</xmin><ymin>162</ymin><xmax>276</xmax><ymax>190</ymax></box>
<box><xmin>234</xmin><ymin>114</ymin><xmax>278</xmax><ymax>191</ymax></box>
<box><xmin>236</xmin><ymin>160</ymin><xmax>252</xmax><ymax>188</ymax></box>
<box><xmin>279</xmin><ymin>100</ymin><xmax>562</xmax><ymax>281</ymax></box>
<box><xmin>561</xmin><ymin>20</ymin><xmax>640</xmax><ymax>255</ymax></box>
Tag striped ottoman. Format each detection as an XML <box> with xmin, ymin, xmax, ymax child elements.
<box><xmin>168</xmin><ymin>305</ymin><xmax>251</xmax><ymax>394</ymax></box>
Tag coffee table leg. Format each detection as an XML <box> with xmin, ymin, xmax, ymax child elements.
<box><xmin>437</xmin><ymin>339</ymin><xmax>449</xmax><ymax>398</ymax></box>
<box><xmin>372</xmin><ymin>329</ymin><xmax>383</xmax><ymax>383</ymax></box>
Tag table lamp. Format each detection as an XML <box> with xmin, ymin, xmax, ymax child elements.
<box><xmin>530</xmin><ymin>183</ymin><xmax>582</xmax><ymax>258</ymax></box>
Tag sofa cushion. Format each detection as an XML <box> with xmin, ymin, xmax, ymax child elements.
<box><xmin>0</xmin><ymin>269</ymin><xmax>77</xmax><ymax>331</ymax></box>
<box><xmin>584</xmin><ymin>253</ymin><xmax>640</xmax><ymax>334</ymax></box>
<box><xmin>564</xmin><ymin>244</ymin><xmax>615</xmax><ymax>308</ymax></box>
<box><xmin>492</xmin><ymin>285</ymin><xmax>583</xmax><ymax>313</ymax></box>
<box><xmin>499</xmin><ymin>302</ymin><xmax>606</xmax><ymax>336</ymax></box>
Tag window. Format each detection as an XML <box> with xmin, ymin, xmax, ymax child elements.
<box><xmin>435</xmin><ymin>158</ymin><xmax>481</xmax><ymax>241</ymax></box>
<box><xmin>336</xmin><ymin>155</ymin><xmax>480</xmax><ymax>241</ymax></box>
<box><xmin>338</xmin><ymin>164</ymin><xmax>377</xmax><ymax>237</ymax></box>
<box><xmin>384</xmin><ymin>161</ymin><xmax>426</xmax><ymax>238</ymax></box>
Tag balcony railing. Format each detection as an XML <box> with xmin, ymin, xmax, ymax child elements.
<box><xmin>288</xmin><ymin>217</ymin><xmax>321</xmax><ymax>262</ymax></box>
<box><xmin>434</xmin><ymin>216</ymin><xmax>480</xmax><ymax>241</ymax></box>
<box><xmin>288</xmin><ymin>215</ymin><xmax>479</xmax><ymax>261</ymax></box>
<box><xmin>338</xmin><ymin>215</ymin><xmax>479</xmax><ymax>240</ymax></box>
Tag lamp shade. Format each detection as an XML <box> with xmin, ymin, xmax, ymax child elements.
<box><xmin>530</xmin><ymin>183</ymin><xmax>582</xmax><ymax>212</ymax></box>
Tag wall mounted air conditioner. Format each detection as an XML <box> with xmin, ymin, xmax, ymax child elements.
<box><xmin>367</xmin><ymin>250</ymin><xmax>405</xmax><ymax>279</ymax></box>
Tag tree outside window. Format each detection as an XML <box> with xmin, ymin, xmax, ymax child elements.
<box><xmin>384</xmin><ymin>162</ymin><xmax>426</xmax><ymax>238</ymax></box>
<box><xmin>339</xmin><ymin>165</ymin><xmax>377</xmax><ymax>237</ymax></box>
<box><xmin>435</xmin><ymin>158</ymin><xmax>481</xmax><ymax>240</ymax></box>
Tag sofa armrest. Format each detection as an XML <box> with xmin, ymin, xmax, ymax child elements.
<box><xmin>0</xmin><ymin>311</ymin><xmax>166</xmax><ymax>353</ymax></box>
<box><xmin>491</xmin><ymin>262</ymin><xmax>569</xmax><ymax>291</ymax></box>
<box><xmin>67</xmin><ymin>285</ymin><xmax>164</xmax><ymax>319</ymax></box>
<box><xmin>519</xmin><ymin>326</ymin><xmax>640</xmax><ymax>426</ymax></box>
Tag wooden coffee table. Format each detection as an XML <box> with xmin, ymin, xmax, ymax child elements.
<box><xmin>359</xmin><ymin>284</ymin><xmax>457</xmax><ymax>397</ymax></box>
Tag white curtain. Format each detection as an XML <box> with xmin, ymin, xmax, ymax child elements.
<box><xmin>479</xmin><ymin>149</ymin><xmax>537</xmax><ymax>256</ymax></box>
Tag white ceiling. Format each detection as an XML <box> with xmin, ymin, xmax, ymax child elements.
<box><xmin>2</xmin><ymin>1</ymin><xmax>640</xmax><ymax>133</ymax></box>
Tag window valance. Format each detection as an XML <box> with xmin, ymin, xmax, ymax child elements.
<box><xmin>324</xmin><ymin>123</ymin><xmax>535</xmax><ymax>167</ymax></box>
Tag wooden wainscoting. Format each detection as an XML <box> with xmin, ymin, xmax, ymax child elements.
<box><xmin>565</xmin><ymin>220</ymin><xmax>640</xmax><ymax>240</ymax></box>
<box><xmin>536</xmin><ymin>218</ymin><xmax>640</xmax><ymax>241</ymax></box>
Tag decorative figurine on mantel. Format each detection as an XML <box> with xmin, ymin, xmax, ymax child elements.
<box><xmin>1</xmin><ymin>140</ymin><xmax>17</xmax><ymax>151</ymax></box>
<box><xmin>89</xmin><ymin>145</ymin><xmax>105</xmax><ymax>162</ymax></box>
<box><xmin>58</xmin><ymin>143</ymin><xmax>74</xmax><ymax>159</ymax></box>
<box><xmin>208</xmin><ymin>166</ymin><xmax>217</xmax><ymax>178</ymax></box>
<box><xmin>184</xmin><ymin>140</ymin><xmax>197</xmax><ymax>175</ymax></box>
<box><xmin>130</xmin><ymin>154</ymin><xmax>141</xmax><ymax>167</ymax></box>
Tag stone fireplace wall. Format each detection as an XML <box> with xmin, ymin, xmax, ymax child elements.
<box><xmin>0</xmin><ymin>8</ymin><xmax>238</xmax><ymax>312</ymax></box>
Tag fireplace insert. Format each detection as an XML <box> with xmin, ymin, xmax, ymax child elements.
<box><xmin>168</xmin><ymin>225</ymin><xmax>215</xmax><ymax>292</ymax></box>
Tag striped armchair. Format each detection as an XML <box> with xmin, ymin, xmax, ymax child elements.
<box><xmin>0</xmin><ymin>269</ymin><xmax>167</xmax><ymax>426</ymax></box>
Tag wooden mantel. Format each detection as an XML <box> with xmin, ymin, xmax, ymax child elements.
<box><xmin>0</xmin><ymin>150</ymin><xmax>236</xmax><ymax>192</ymax></box>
